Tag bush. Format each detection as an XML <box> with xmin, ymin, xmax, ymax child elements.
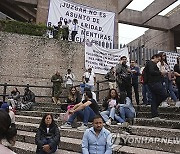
<box><xmin>0</xmin><ymin>20</ymin><xmax>51</xmax><ymax>36</ymax></box>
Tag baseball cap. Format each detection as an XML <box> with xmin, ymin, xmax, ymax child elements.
<box><xmin>1</xmin><ymin>103</ymin><xmax>9</xmax><ymax>110</ymax></box>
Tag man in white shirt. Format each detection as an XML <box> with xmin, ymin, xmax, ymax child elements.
<box><xmin>71</xmin><ymin>18</ymin><xmax>78</xmax><ymax>41</ymax></box>
<box><xmin>82</xmin><ymin>68</ymin><xmax>96</xmax><ymax>91</ymax></box>
<box><xmin>64</xmin><ymin>69</ymin><xmax>75</xmax><ymax>91</ymax></box>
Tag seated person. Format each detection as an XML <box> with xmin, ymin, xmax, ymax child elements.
<box><xmin>8</xmin><ymin>87</ymin><xmax>20</xmax><ymax>110</ymax></box>
<box><xmin>100</xmin><ymin>89</ymin><xmax>120</xmax><ymax>126</ymax></box>
<box><xmin>20</xmin><ymin>88</ymin><xmax>35</xmax><ymax>111</ymax></box>
<box><xmin>0</xmin><ymin>110</ymin><xmax>17</xmax><ymax>154</ymax></box>
<box><xmin>1</xmin><ymin>103</ymin><xmax>16</xmax><ymax>128</ymax></box>
<box><xmin>81</xmin><ymin>87</ymin><xmax>97</xmax><ymax>102</ymax></box>
<box><xmin>61</xmin><ymin>91</ymin><xmax>99</xmax><ymax>131</ymax></box>
<box><xmin>35</xmin><ymin>114</ymin><xmax>60</xmax><ymax>154</ymax></box>
<box><xmin>115</xmin><ymin>92</ymin><xmax>136</xmax><ymax>125</ymax></box>
<box><xmin>61</xmin><ymin>86</ymin><xmax>81</xmax><ymax>111</ymax></box>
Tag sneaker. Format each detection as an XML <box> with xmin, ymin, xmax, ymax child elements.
<box><xmin>117</xmin><ymin>122</ymin><xmax>129</xmax><ymax>127</ymax></box>
<box><xmin>151</xmin><ymin>117</ymin><xmax>164</xmax><ymax>121</ymax></box>
<box><xmin>60</xmin><ymin>123</ymin><xmax>72</xmax><ymax>129</ymax></box>
<box><xmin>106</xmin><ymin>119</ymin><xmax>111</xmax><ymax>126</ymax></box>
<box><xmin>160</xmin><ymin>102</ymin><xmax>170</xmax><ymax>107</ymax></box>
<box><xmin>175</xmin><ymin>101</ymin><xmax>180</xmax><ymax>107</ymax></box>
<box><xmin>77</xmin><ymin>124</ymin><xmax>88</xmax><ymax>131</ymax></box>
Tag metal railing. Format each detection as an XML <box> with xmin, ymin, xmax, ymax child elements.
<box><xmin>0</xmin><ymin>80</ymin><xmax>110</xmax><ymax>102</ymax></box>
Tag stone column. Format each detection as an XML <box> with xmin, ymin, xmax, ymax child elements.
<box><xmin>36</xmin><ymin>0</ymin><xmax>50</xmax><ymax>24</ymax></box>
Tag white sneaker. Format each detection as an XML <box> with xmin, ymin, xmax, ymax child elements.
<box><xmin>117</xmin><ymin>122</ymin><xmax>129</xmax><ymax>127</ymax></box>
<box><xmin>175</xmin><ymin>101</ymin><xmax>180</xmax><ymax>107</ymax></box>
<box><xmin>106</xmin><ymin>119</ymin><xmax>111</xmax><ymax>126</ymax></box>
<box><xmin>77</xmin><ymin>124</ymin><xmax>88</xmax><ymax>131</ymax></box>
<box><xmin>161</xmin><ymin>102</ymin><xmax>170</xmax><ymax>107</ymax></box>
<box><xmin>60</xmin><ymin>123</ymin><xmax>72</xmax><ymax>129</ymax></box>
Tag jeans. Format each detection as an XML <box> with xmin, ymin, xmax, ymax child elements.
<box><xmin>85</xmin><ymin>84</ymin><xmax>94</xmax><ymax>91</ymax></box>
<box><xmin>37</xmin><ymin>138</ymin><xmax>57</xmax><ymax>154</ymax></box>
<box><xmin>132</xmin><ymin>81</ymin><xmax>139</xmax><ymax>105</ymax></box>
<box><xmin>100</xmin><ymin>107</ymin><xmax>115</xmax><ymax>122</ymax></box>
<box><xmin>168</xmin><ymin>80</ymin><xmax>178</xmax><ymax>102</ymax></box>
<box><xmin>118</xmin><ymin>81</ymin><xmax>132</xmax><ymax>101</ymax></box>
<box><xmin>115</xmin><ymin>107</ymin><xmax>135</xmax><ymax>123</ymax></box>
<box><xmin>67</xmin><ymin>106</ymin><xmax>96</xmax><ymax>125</ymax></box>
<box><xmin>142</xmin><ymin>84</ymin><xmax>152</xmax><ymax>105</ymax></box>
<box><xmin>148</xmin><ymin>82</ymin><xmax>168</xmax><ymax>118</ymax></box>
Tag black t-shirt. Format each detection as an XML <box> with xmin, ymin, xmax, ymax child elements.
<box><xmin>82</xmin><ymin>99</ymin><xmax>99</xmax><ymax>115</ymax></box>
<box><xmin>174</xmin><ymin>64</ymin><xmax>180</xmax><ymax>83</ymax></box>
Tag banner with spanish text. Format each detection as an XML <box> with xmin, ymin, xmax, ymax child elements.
<box><xmin>47</xmin><ymin>0</ymin><xmax>115</xmax><ymax>49</ymax></box>
<box><xmin>85</xmin><ymin>43</ymin><xmax>129</xmax><ymax>74</ymax></box>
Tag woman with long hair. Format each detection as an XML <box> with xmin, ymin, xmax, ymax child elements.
<box><xmin>157</xmin><ymin>52</ymin><xmax>180</xmax><ymax>107</ymax></box>
<box><xmin>35</xmin><ymin>114</ymin><xmax>60</xmax><ymax>154</ymax></box>
<box><xmin>100</xmin><ymin>89</ymin><xmax>120</xmax><ymax>125</ymax></box>
<box><xmin>0</xmin><ymin>110</ymin><xmax>17</xmax><ymax>154</ymax></box>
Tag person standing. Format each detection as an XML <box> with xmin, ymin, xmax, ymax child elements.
<box><xmin>62</xmin><ymin>20</ymin><xmax>69</xmax><ymax>41</ymax></box>
<box><xmin>130</xmin><ymin>60</ymin><xmax>140</xmax><ymax>105</ymax></box>
<box><xmin>51</xmin><ymin>71</ymin><xmax>63</xmax><ymax>104</ymax></box>
<box><xmin>145</xmin><ymin>54</ymin><xmax>168</xmax><ymax>120</ymax></box>
<box><xmin>64</xmin><ymin>69</ymin><xmax>75</xmax><ymax>91</ymax></box>
<box><xmin>116</xmin><ymin>56</ymin><xmax>132</xmax><ymax>100</ymax></box>
<box><xmin>71</xmin><ymin>19</ymin><xmax>78</xmax><ymax>41</ymax></box>
<box><xmin>105</xmin><ymin>66</ymin><xmax>116</xmax><ymax>89</ymax></box>
<box><xmin>82</xmin><ymin>115</ymin><xmax>112</xmax><ymax>154</ymax></box>
<box><xmin>82</xmin><ymin>68</ymin><xmax>96</xmax><ymax>91</ymax></box>
<box><xmin>174</xmin><ymin>56</ymin><xmax>180</xmax><ymax>107</ymax></box>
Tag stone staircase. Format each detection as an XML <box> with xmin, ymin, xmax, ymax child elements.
<box><xmin>10</xmin><ymin>102</ymin><xmax>180</xmax><ymax>154</ymax></box>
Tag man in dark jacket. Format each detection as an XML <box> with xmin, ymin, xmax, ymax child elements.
<box><xmin>51</xmin><ymin>71</ymin><xmax>63</xmax><ymax>104</ymax></box>
<box><xmin>105</xmin><ymin>66</ymin><xmax>116</xmax><ymax>89</ymax></box>
<box><xmin>116</xmin><ymin>56</ymin><xmax>132</xmax><ymax>100</ymax></box>
<box><xmin>145</xmin><ymin>54</ymin><xmax>168</xmax><ymax>120</ymax></box>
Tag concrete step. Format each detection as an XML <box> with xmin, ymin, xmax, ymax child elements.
<box><xmin>134</xmin><ymin>118</ymin><xmax>180</xmax><ymax>129</ymax></box>
<box><xmin>16</xmin><ymin>130</ymin><xmax>179</xmax><ymax>153</ymax></box>
<box><xmin>130</xmin><ymin>125</ymin><xmax>180</xmax><ymax>138</ymax></box>
<box><xmin>137</xmin><ymin>112</ymin><xmax>180</xmax><ymax>120</ymax></box>
<box><xmin>32</xmin><ymin>106</ymin><xmax>62</xmax><ymax>113</ymax></box>
<box><xmin>16</xmin><ymin>111</ymin><xmax>60</xmax><ymax>117</ymax></box>
<box><xmin>135</xmin><ymin>105</ymin><xmax>180</xmax><ymax>113</ymax></box>
<box><xmin>11</xmin><ymin>141</ymin><xmax>80</xmax><ymax>154</ymax></box>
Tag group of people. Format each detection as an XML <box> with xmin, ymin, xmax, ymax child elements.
<box><xmin>49</xmin><ymin>18</ymin><xmax>79</xmax><ymax>41</ymax></box>
<box><xmin>104</xmin><ymin>53</ymin><xmax>180</xmax><ymax>120</ymax></box>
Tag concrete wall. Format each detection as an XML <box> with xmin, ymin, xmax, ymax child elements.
<box><xmin>0</xmin><ymin>32</ymin><xmax>108</xmax><ymax>102</ymax></box>
<box><xmin>128</xmin><ymin>29</ymin><xmax>175</xmax><ymax>51</ymax></box>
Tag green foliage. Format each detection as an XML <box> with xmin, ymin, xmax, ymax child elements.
<box><xmin>0</xmin><ymin>20</ymin><xmax>51</xmax><ymax>36</ymax></box>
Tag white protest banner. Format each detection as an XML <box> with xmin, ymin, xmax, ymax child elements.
<box><xmin>158</xmin><ymin>51</ymin><xmax>179</xmax><ymax>70</ymax></box>
<box><xmin>85</xmin><ymin>43</ymin><xmax>129</xmax><ymax>74</ymax></box>
<box><xmin>47</xmin><ymin>0</ymin><xmax>115</xmax><ymax>49</ymax></box>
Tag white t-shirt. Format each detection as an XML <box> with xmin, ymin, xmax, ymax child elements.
<box><xmin>83</xmin><ymin>72</ymin><xmax>95</xmax><ymax>86</ymax></box>
<box><xmin>64</xmin><ymin>73</ymin><xmax>75</xmax><ymax>85</ymax></box>
<box><xmin>0</xmin><ymin>144</ymin><xmax>16</xmax><ymax>154</ymax></box>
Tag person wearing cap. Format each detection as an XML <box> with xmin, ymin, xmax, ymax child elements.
<box><xmin>64</xmin><ymin>69</ymin><xmax>75</xmax><ymax>91</ymax></box>
<box><xmin>81</xmin><ymin>87</ymin><xmax>97</xmax><ymax>102</ymax></box>
<box><xmin>1</xmin><ymin>103</ymin><xmax>16</xmax><ymax>128</ymax></box>
<box><xmin>82</xmin><ymin>68</ymin><xmax>96</xmax><ymax>91</ymax></box>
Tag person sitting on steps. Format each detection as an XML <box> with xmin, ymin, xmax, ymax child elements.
<box><xmin>61</xmin><ymin>91</ymin><xmax>99</xmax><ymax>131</ymax></box>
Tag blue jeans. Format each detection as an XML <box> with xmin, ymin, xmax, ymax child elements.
<box><xmin>100</xmin><ymin>107</ymin><xmax>115</xmax><ymax>122</ymax></box>
<box><xmin>37</xmin><ymin>138</ymin><xmax>57</xmax><ymax>154</ymax></box>
<box><xmin>85</xmin><ymin>84</ymin><xmax>94</xmax><ymax>91</ymax></box>
<box><xmin>115</xmin><ymin>107</ymin><xmax>135</xmax><ymax>123</ymax></box>
<box><xmin>148</xmin><ymin>82</ymin><xmax>168</xmax><ymax>118</ymax></box>
<box><xmin>168</xmin><ymin>80</ymin><xmax>178</xmax><ymax>102</ymax></box>
<box><xmin>142</xmin><ymin>84</ymin><xmax>152</xmax><ymax>105</ymax></box>
<box><xmin>67</xmin><ymin>106</ymin><xmax>96</xmax><ymax>125</ymax></box>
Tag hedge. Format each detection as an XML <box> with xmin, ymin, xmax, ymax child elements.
<box><xmin>0</xmin><ymin>20</ymin><xmax>51</xmax><ymax>36</ymax></box>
